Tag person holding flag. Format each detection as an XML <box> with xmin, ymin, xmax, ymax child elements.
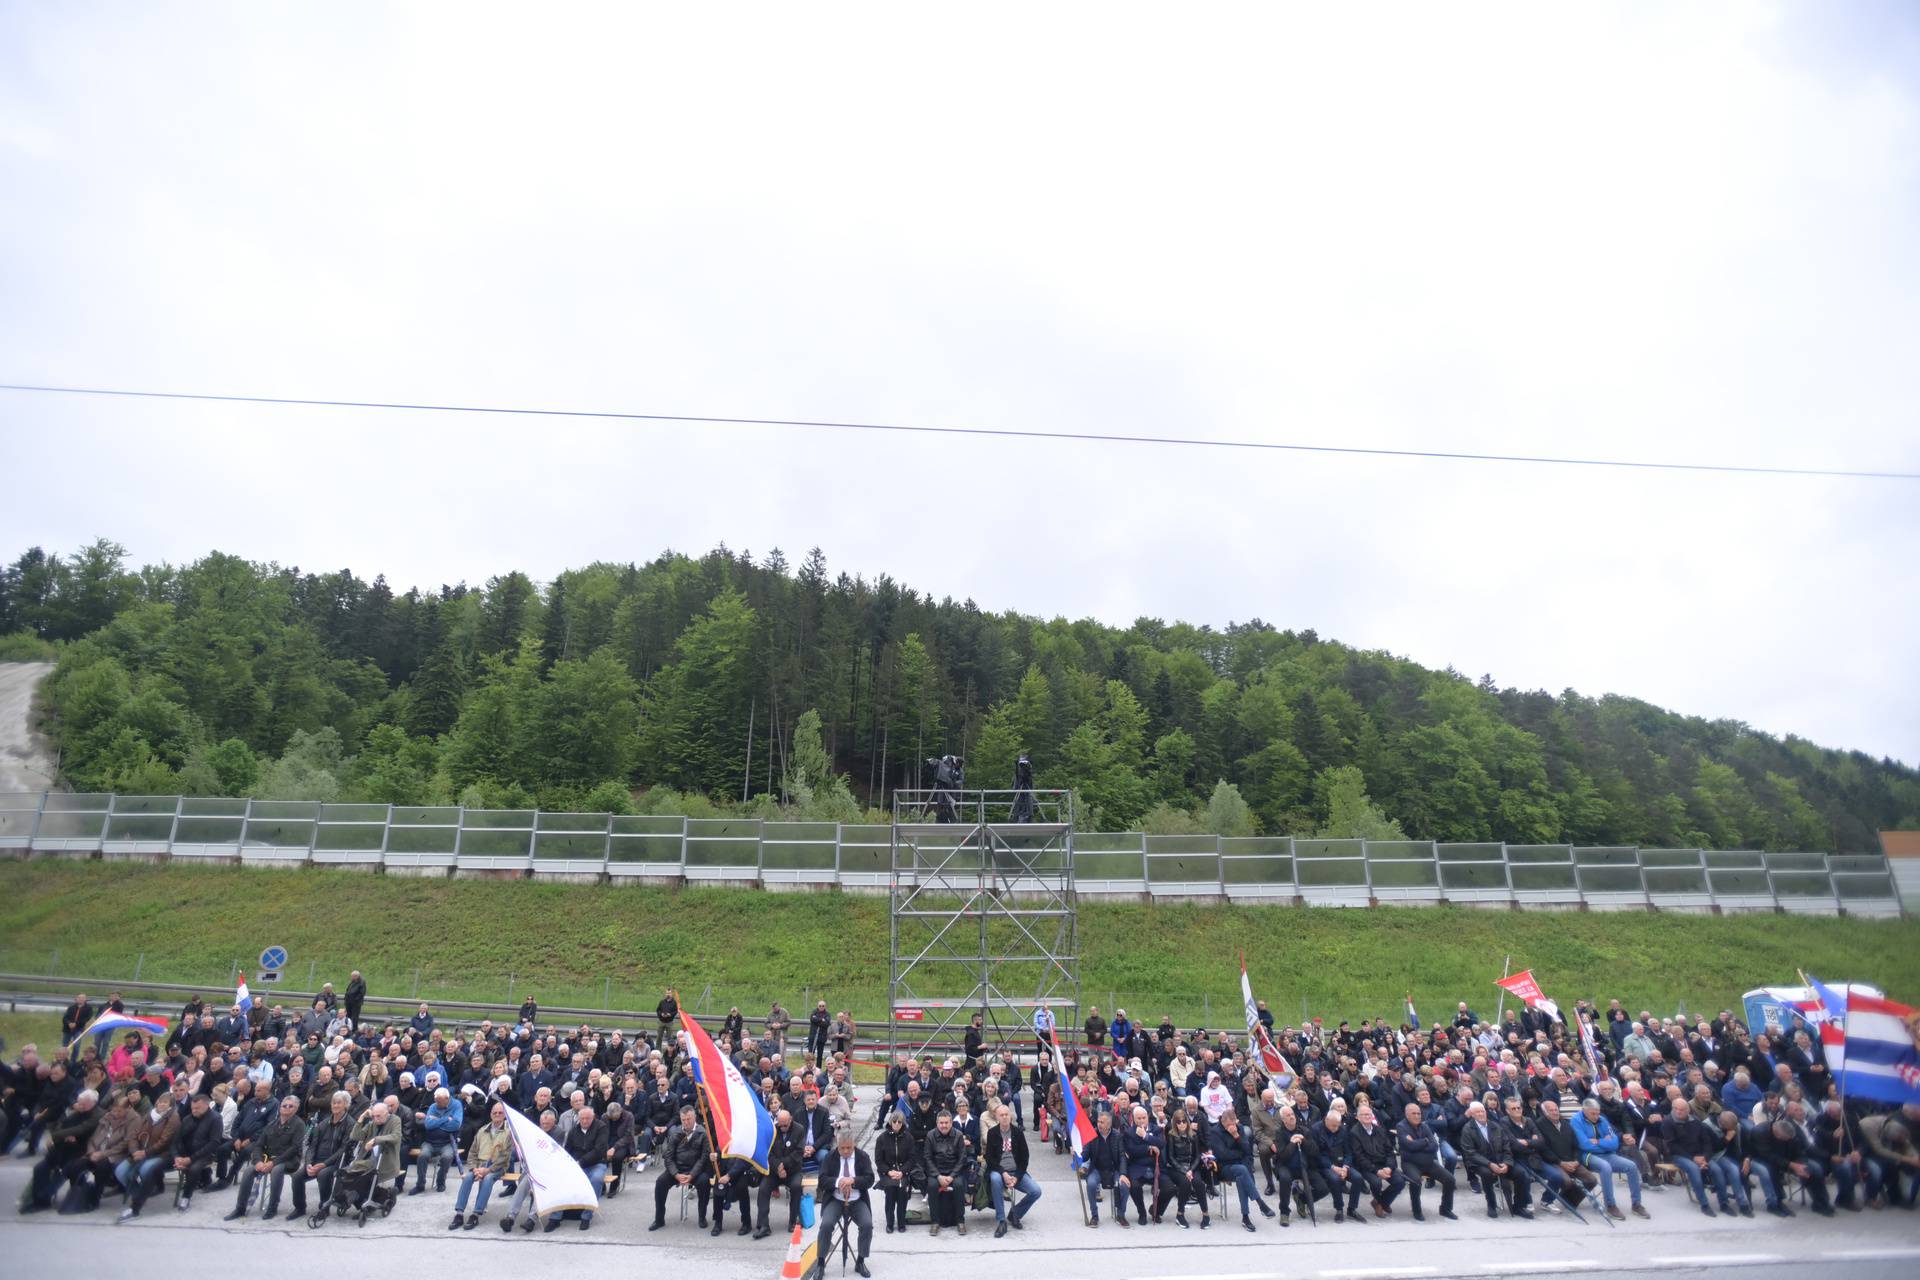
<box><xmin>1239</xmin><ymin>956</ymin><xmax>1296</xmax><ymax>1083</ymax></box>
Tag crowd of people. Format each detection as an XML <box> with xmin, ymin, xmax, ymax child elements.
<box><xmin>3</xmin><ymin>980</ymin><xmax>1917</xmax><ymax>1273</ymax></box>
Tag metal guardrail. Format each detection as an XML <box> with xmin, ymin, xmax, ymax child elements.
<box><xmin>0</xmin><ymin>792</ymin><xmax>1901</xmax><ymax>915</ymax></box>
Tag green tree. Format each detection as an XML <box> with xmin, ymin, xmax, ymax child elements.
<box><xmin>1314</xmin><ymin>766</ymin><xmax>1406</xmax><ymax>839</ymax></box>
<box><xmin>1203</xmin><ymin>779</ymin><xmax>1257</xmax><ymax>837</ymax></box>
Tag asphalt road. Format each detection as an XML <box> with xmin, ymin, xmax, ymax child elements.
<box><xmin>0</xmin><ymin>661</ymin><xmax>55</xmax><ymax>795</ymax></box>
<box><xmin>3</xmin><ymin>1144</ymin><xmax>1916</xmax><ymax>1280</ymax></box>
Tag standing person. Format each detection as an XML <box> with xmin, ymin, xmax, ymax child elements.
<box><xmin>831</xmin><ymin>1011</ymin><xmax>855</xmax><ymax>1060</ymax></box>
<box><xmin>655</xmin><ymin>990</ymin><xmax>678</xmax><ymax>1038</ymax></box>
<box><xmin>61</xmin><ymin>993</ymin><xmax>94</xmax><ymax>1046</ymax></box>
<box><xmin>344</xmin><ymin>972</ymin><xmax>366</xmax><ymax>1029</ymax></box>
<box><xmin>876</xmin><ymin>1110</ymin><xmax>918</xmax><ymax>1235</ymax></box>
<box><xmin>1084</xmin><ymin>1007</ymin><xmax>1108</xmax><ymax>1052</ymax></box>
<box><xmin>766</xmin><ymin>1003</ymin><xmax>792</xmax><ymax>1060</ymax></box>
<box><xmin>808</xmin><ymin>1001</ymin><xmax>833</xmax><ymax>1063</ymax></box>
<box><xmin>983</xmin><ymin>1103</ymin><xmax>1040</xmax><ymax>1236</ymax></box>
<box><xmin>815</xmin><ymin>1127</ymin><xmax>876</xmax><ymax>1278</ymax></box>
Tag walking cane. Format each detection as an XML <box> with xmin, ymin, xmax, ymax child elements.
<box><xmin>1150</xmin><ymin>1145</ymin><xmax>1161</xmax><ymax>1222</ymax></box>
<box><xmin>1520</xmin><ymin>1162</ymin><xmax>1595</xmax><ymax>1227</ymax></box>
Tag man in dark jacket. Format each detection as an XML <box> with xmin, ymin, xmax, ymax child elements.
<box><xmin>226</xmin><ymin>1095</ymin><xmax>305</xmax><ymax>1220</ymax></box>
<box><xmin>1396</xmin><ymin>1102</ymin><xmax>1457</xmax><ymax>1220</ymax></box>
<box><xmin>19</xmin><ymin>1087</ymin><xmax>99</xmax><ymax>1213</ymax></box>
<box><xmin>292</xmin><ymin>1090</ymin><xmax>354</xmax><ymax>1221</ymax></box>
<box><xmin>1460</xmin><ymin>1101</ymin><xmax>1530</xmax><ymax>1218</ymax></box>
<box><xmin>1659</xmin><ymin>1099</ymin><xmax>1721</xmax><ymax>1216</ymax></box>
<box><xmin>1213</xmin><ymin>1108</ymin><xmax>1277</xmax><ymax>1230</ymax></box>
<box><xmin>1084</xmin><ymin>1108</ymin><xmax>1125</xmax><ymax>1227</ymax></box>
<box><xmin>922</xmin><ymin>1110</ymin><xmax>971</xmax><ymax>1234</ymax></box>
<box><xmin>170</xmin><ymin>1092</ymin><xmax>225</xmax><ymax>1211</ymax></box>
<box><xmin>1350</xmin><ymin>1104</ymin><xmax>1404</xmax><ymax>1217</ymax></box>
<box><xmin>1307</xmin><ymin>1109</ymin><xmax>1366</xmax><ymax>1224</ymax></box>
<box><xmin>1751</xmin><ymin>1116</ymin><xmax>1834</xmax><ymax>1216</ymax></box>
<box><xmin>344</xmin><ymin>972</ymin><xmax>366</xmax><ymax>1027</ymax></box>
<box><xmin>649</xmin><ymin>1104</ymin><xmax>711</xmax><ymax>1231</ymax></box>
<box><xmin>755</xmin><ymin>1108</ymin><xmax>808</xmax><ymax>1238</ymax></box>
<box><xmin>1534</xmin><ymin>1100</ymin><xmax>1596</xmax><ymax>1213</ymax></box>
<box><xmin>553</xmin><ymin>1105</ymin><xmax>609</xmax><ymax>1231</ymax></box>
<box><xmin>816</xmin><ymin>1128</ymin><xmax>876</xmax><ymax>1277</ymax></box>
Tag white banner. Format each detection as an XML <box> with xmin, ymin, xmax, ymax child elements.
<box><xmin>501</xmin><ymin>1105</ymin><xmax>600</xmax><ymax>1217</ymax></box>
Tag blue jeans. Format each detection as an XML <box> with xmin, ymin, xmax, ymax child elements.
<box><xmin>579</xmin><ymin>1163</ymin><xmax>608</xmax><ymax>1223</ymax></box>
<box><xmin>988</xmin><ymin>1171</ymin><xmax>1041</xmax><ymax>1223</ymax></box>
<box><xmin>1708</xmin><ymin>1157</ymin><xmax>1747</xmax><ymax>1209</ymax></box>
<box><xmin>1584</xmin><ymin>1152</ymin><xmax>1641</xmax><ymax>1208</ymax></box>
<box><xmin>1222</xmin><ymin>1161</ymin><xmax>1264</xmax><ymax>1219</ymax></box>
<box><xmin>454</xmin><ymin>1169</ymin><xmax>502</xmax><ymax>1213</ymax></box>
<box><xmin>414</xmin><ymin>1137</ymin><xmax>454</xmax><ymax>1188</ymax></box>
<box><xmin>1673</xmin><ymin>1157</ymin><xmax>1712</xmax><ymax>1209</ymax></box>
<box><xmin>115</xmin><ymin>1156</ymin><xmax>167</xmax><ymax>1196</ymax></box>
<box><xmin>1084</xmin><ymin>1169</ymin><xmax>1126</xmax><ymax>1221</ymax></box>
<box><xmin>1437</xmin><ymin>1139</ymin><xmax>1460</xmax><ymax>1173</ymax></box>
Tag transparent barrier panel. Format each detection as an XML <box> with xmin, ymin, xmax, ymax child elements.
<box><xmin>110</xmin><ymin>795</ymin><xmax>177</xmax><ymax>815</ymax></box>
<box><xmin>35</xmin><ymin>811</ymin><xmax>106</xmax><ymax>839</ymax></box>
<box><xmin>251</xmin><ymin>800</ymin><xmax>320</xmax><ymax>821</ymax></box>
<box><xmin>1146</xmin><ymin>851</ymin><xmax>1220</xmax><ymax>884</ymax></box>
<box><xmin>1765</xmin><ymin>851</ymin><xmax>1827</xmax><ymax>873</ymax></box>
<box><xmin>1708</xmin><ymin>868</ymin><xmax>1771</xmax><ymax>897</ymax></box>
<box><xmin>761</xmin><ymin>820</ymin><xmax>838</xmax><ymax>871</ymax></box>
<box><xmin>1771</xmin><ymin>869</ymin><xmax>1832</xmax><ymax>898</ymax></box>
<box><xmin>314</xmin><ymin>821</ymin><xmax>385</xmax><ymax>851</ymax></box>
<box><xmin>1076</xmin><ymin>850</ymin><xmax>1145</xmax><ymax>880</ymax></box>
<box><xmin>1440</xmin><ymin>860</ymin><xmax>1507</xmax><ymax>891</ymax></box>
<box><xmin>173</xmin><ymin>815</ymin><xmax>242</xmax><ymax>843</ymax></box>
<box><xmin>181</xmin><ymin>797</ymin><xmax>248</xmax><ymax>817</ymax></box>
<box><xmin>44</xmin><ymin>793</ymin><xmax>112</xmax><ymax>812</ymax></box>
<box><xmin>1507</xmin><ymin>844</ymin><xmax>1574</xmax><ymax>864</ymax></box>
<box><xmin>684</xmin><ymin>818</ymin><xmax>761</xmax><ymax>868</ymax></box>
<box><xmin>319</xmin><ymin>803</ymin><xmax>390</xmax><ymax>823</ymax></box>
<box><xmin>105</xmin><ymin>813</ymin><xmax>173</xmax><ymax>840</ymax></box>
<box><xmin>1704</xmin><ymin>850</ymin><xmax>1765</xmax><ymax>870</ymax></box>
<box><xmin>1831</xmin><ymin>871</ymin><xmax>1895</xmax><ymax>901</ymax></box>
<box><xmin>1295</xmin><ymin>857</ymin><xmax>1367</xmax><ymax>887</ymax></box>
<box><xmin>1638</xmin><ymin>848</ymin><xmax>1703</xmax><ymax>869</ymax></box>
<box><xmin>1574</xmin><ymin>846</ymin><xmax>1638</xmax><ymax>867</ymax></box>
<box><xmin>1222</xmin><ymin>854</ymin><xmax>1294</xmax><ymax>885</ymax></box>
<box><xmin>1366</xmin><ymin>840</ymin><xmax>1436</xmax><ymax>860</ymax></box>
<box><xmin>1643</xmin><ymin>866</ymin><xmax>1709</xmax><ymax>895</ymax></box>
<box><xmin>1370</xmin><ymin>857</ymin><xmax>1439</xmax><ymax>888</ymax></box>
<box><xmin>1437</xmin><ymin>842</ymin><xmax>1503</xmax><ymax>862</ymax></box>
<box><xmin>242</xmin><ymin>818</ymin><xmax>315</xmax><ymax>848</ymax></box>
<box><xmin>1577</xmin><ymin>864</ymin><xmax>1642</xmax><ymax>893</ymax></box>
<box><xmin>392</xmin><ymin>806</ymin><xmax>459</xmax><ymax>826</ymax></box>
<box><xmin>1510</xmin><ymin>862</ymin><xmax>1577</xmax><ymax>892</ymax></box>
<box><xmin>1078</xmin><ymin>833</ymin><xmax>1147</xmax><ymax>853</ymax></box>
<box><xmin>387</xmin><ymin>823</ymin><xmax>458</xmax><ymax>854</ymax></box>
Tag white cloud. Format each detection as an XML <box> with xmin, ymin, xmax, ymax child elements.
<box><xmin>1</xmin><ymin>0</ymin><xmax>1915</xmax><ymax>762</ymax></box>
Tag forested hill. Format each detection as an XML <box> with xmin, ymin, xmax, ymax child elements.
<box><xmin>1</xmin><ymin>539</ymin><xmax>1913</xmax><ymax>851</ymax></box>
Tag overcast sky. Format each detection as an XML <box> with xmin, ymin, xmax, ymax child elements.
<box><xmin>2</xmin><ymin>2</ymin><xmax>1915</xmax><ymax>765</ymax></box>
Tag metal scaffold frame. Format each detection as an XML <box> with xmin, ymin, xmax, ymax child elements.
<box><xmin>887</xmin><ymin>789</ymin><xmax>1080</xmax><ymax>1065</ymax></box>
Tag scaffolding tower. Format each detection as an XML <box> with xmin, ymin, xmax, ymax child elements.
<box><xmin>887</xmin><ymin>789</ymin><xmax>1080</xmax><ymax>1065</ymax></box>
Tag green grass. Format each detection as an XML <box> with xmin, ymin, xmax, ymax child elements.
<box><xmin>0</xmin><ymin>861</ymin><xmax>1913</xmax><ymax>1031</ymax></box>
<box><xmin>0</xmin><ymin>1011</ymin><xmax>61</xmax><ymax>1054</ymax></box>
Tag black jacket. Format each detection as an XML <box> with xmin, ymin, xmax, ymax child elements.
<box><xmin>660</xmin><ymin>1120</ymin><xmax>707</xmax><ymax>1176</ymax></box>
<box><xmin>923</xmin><ymin>1127</ymin><xmax>970</xmax><ymax>1179</ymax></box>
<box><xmin>1503</xmin><ymin>1113</ymin><xmax>1546</xmax><ymax>1168</ymax></box>
<box><xmin>1536</xmin><ymin>1116</ymin><xmax>1584</xmax><ymax>1166</ymax></box>
<box><xmin>304</xmin><ymin>1111</ymin><xmax>354</xmax><ymax>1167</ymax></box>
<box><xmin>1460</xmin><ymin>1117</ymin><xmax>1514</xmax><ymax>1173</ymax></box>
<box><xmin>765</xmin><ymin>1121</ymin><xmax>806</xmax><ymax>1179</ymax></box>
<box><xmin>562</xmin><ymin>1117</ymin><xmax>608</xmax><ymax>1168</ymax></box>
<box><xmin>1210</xmin><ymin>1122</ymin><xmax>1256</xmax><ymax>1170</ymax></box>
<box><xmin>1396</xmin><ymin>1118</ymin><xmax>1442</xmax><ymax>1165</ymax></box>
<box><xmin>1349</xmin><ymin>1120</ymin><xmax>1397</xmax><ymax>1170</ymax></box>
<box><xmin>1660</xmin><ymin>1115</ymin><xmax>1715</xmax><ymax>1161</ymax></box>
<box><xmin>817</xmin><ymin>1145</ymin><xmax>875</xmax><ymax>1207</ymax></box>
<box><xmin>982</xmin><ymin>1123</ymin><xmax>1029</xmax><ymax>1176</ymax></box>
<box><xmin>176</xmin><ymin>1108</ymin><xmax>225</xmax><ymax>1162</ymax></box>
<box><xmin>876</xmin><ymin>1127</ymin><xmax>919</xmax><ymax>1180</ymax></box>
<box><xmin>1085</xmin><ymin>1127</ymin><xmax>1125</xmax><ymax>1177</ymax></box>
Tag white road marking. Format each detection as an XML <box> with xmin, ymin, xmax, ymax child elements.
<box><xmin>1481</xmin><ymin>1264</ymin><xmax>1601</xmax><ymax>1275</ymax></box>
<box><xmin>1647</xmin><ymin>1256</ymin><xmax>1783</xmax><ymax>1266</ymax></box>
<box><xmin>1822</xmin><ymin>1249</ymin><xmax>1920</xmax><ymax>1261</ymax></box>
<box><xmin>1322</xmin><ymin>1269</ymin><xmax>1439</xmax><ymax>1279</ymax></box>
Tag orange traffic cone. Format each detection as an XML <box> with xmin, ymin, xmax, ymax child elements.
<box><xmin>778</xmin><ymin>1222</ymin><xmax>808</xmax><ymax>1280</ymax></box>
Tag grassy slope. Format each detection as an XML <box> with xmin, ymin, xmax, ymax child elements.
<box><xmin>0</xmin><ymin>862</ymin><xmax>1912</xmax><ymax>1029</ymax></box>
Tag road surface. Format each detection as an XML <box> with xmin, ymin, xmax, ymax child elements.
<box><xmin>0</xmin><ymin>661</ymin><xmax>56</xmax><ymax>794</ymax></box>
<box><xmin>3</xmin><ymin>1143</ymin><xmax>1916</xmax><ymax>1280</ymax></box>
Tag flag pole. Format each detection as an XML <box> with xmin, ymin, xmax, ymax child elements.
<box><xmin>1797</xmin><ymin>970</ymin><xmax>1853</xmax><ymax>1158</ymax></box>
<box><xmin>1494</xmin><ymin>954</ymin><xmax>1512</xmax><ymax>1026</ymax></box>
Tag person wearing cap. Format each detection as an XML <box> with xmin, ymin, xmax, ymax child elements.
<box><xmin>224</xmin><ymin>1095</ymin><xmax>304</xmax><ymax>1221</ymax></box>
<box><xmin>815</xmin><ymin>1126</ymin><xmax>875</xmax><ymax>1277</ymax></box>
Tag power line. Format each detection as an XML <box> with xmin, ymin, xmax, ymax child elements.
<box><xmin>2</xmin><ymin>380</ymin><xmax>1914</xmax><ymax>481</ymax></box>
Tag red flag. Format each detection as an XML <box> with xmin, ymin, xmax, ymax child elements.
<box><xmin>1495</xmin><ymin>970</ymin><xmax>1546</xmax><ymax>1006</ymax></box>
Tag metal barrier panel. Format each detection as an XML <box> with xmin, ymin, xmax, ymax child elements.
<box><xmin>532</xmin><ymin>812</ymin><xmax>613</xmax><ymax>861</ymax></box>
<box><xmin>314</xmin><ymin>803</ymin><xmax>389</xmax><ymax>852</ymax></box>
<box><xmin>1831</xmin><ymin>856</ymin><xmax>1900</xmax><ymax>915</ymax></box>
<box><xmin>1436</xmin><ymin>842</ymin><xmax>1509</xmax><ymax>900</ymax></box>
<box><xmin>1144</xmin><ymin>833</ymin><xmax>1220</xmax><ymax>892</ymax></box>
<box><xmin>1220</xmin><ymin>837</ymin><xmax>1294</xmax><ymax>888</ymax></box>
<box><xmin>1075</xmin><ymin>833</ymin><xmax>1145</xmax><ymax>888</ymax></box>
<box><xmin>455</xmin><ymin>809</ymin><xmax>535</xmax><ymax>868</ymax></box>
<box><xmin>761</xmin><ymin>821</ymin><xmax>838</xmax><ymax>874</ymax></box>
<box><xmin>242</xmin><ymin>800</ymin><xmax>318</xmax><ymax>857</ymax></box>
<box><xmin>607</xmin><ymin>815</ymin><xmax>685</xmax><ymax>867</ymax></box>
<box><xmin>0</xmin><ymin>793</ymin><xmax>39</xmax><ymax>844</ymax></box>
<box><xmin>684</xmin><ymin>817</ymin><xmax>760</xmax><ymax>873</ymax></box>
<box><xmin>1365</xmin><ymin>840</ymin><xmax>1440</xmax><ymax>891</ymax></box>
<box><xmin>1507</xmin><ymin>844</ymin><xmax>1577</xmax><ymax>896</ymax></box>
<box><xmin>837</xmin><ymin>823</ymin><xmax>891</xmax><ymax>882</ymax></box>
<box><xmin>1294</xmin><ymin>839</ymin><xmax>1367</xmax><ymax>902</ymax></box>
<box><xmin>386</xmin><ymin>806</ymin><xmax>460</xmax><ymax>859</ymax></box>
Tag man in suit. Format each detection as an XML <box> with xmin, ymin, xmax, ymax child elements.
<box><xmin>1460</xmin><ymin>1101</ymin><xmax>1531</xmax><ymax>1219</ymax></box>
<box><xmin>815</xmin><ymin>1128</ymin><xmax>874</xmax><ymax>1278</ymax></box>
